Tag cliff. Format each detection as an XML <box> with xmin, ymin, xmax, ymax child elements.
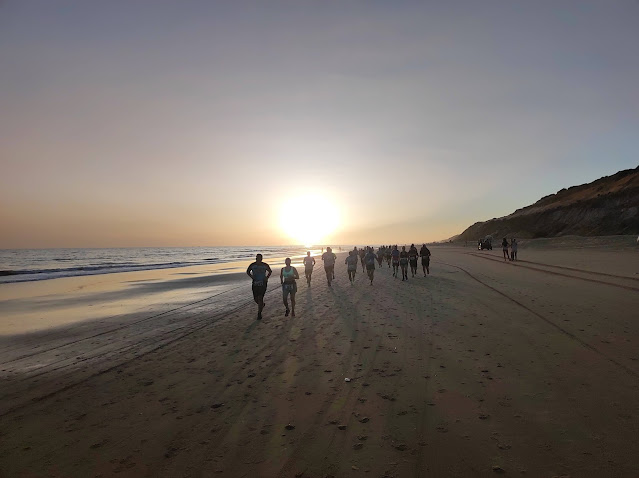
<box><xmin>457</xmin><ymin>166</ymin><xmax>639</xmax><ymax>241</ymax></box>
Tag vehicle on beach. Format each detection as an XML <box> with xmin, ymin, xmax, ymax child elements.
<box><xmin>478</xmin><ymin>235</ymin><xmax>493</xmax><ymax>250</ymax></box>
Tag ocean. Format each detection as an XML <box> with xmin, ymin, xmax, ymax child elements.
<box><xmin>0</xmin><ymin>246</ymin><xmax>346</xmax><ymax>284</ymax></box>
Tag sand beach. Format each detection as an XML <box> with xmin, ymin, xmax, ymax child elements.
<box><xmin>1</xmin><ymin>238</ymin><xmax>639</xmax><ymax>477</ymax></box>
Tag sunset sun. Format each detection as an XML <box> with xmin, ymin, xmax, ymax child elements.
<box><xmin>279</xmin><ymin>194</ymin><xmax>340</xmax><ymax>245</ymax></box>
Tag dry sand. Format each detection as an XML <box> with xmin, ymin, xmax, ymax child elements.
<box><xmin>1</xmin><ymin>241</ymin><xmax>639</xmax><ymax>477</ymax></box>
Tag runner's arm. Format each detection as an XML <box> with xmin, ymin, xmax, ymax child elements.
<box><xmin>280</xmin><ymin>268</ymin><xmax>284</xmax><ymax>284</ymax></box>
<box><xmin>246</xmin><ymin>265</ymin><xmax>253</xmax><ymax>279</ymax></box>
<box><xmin>266</xmin><ymin>265</ymin><xmax>272</xmax><ymax>279</ymax></box>
<box><xmin>293</xmin><ymin>267</ymin><xmax>300</xmax><ymax>279</ymax></box>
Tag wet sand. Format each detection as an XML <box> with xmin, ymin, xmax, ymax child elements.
<box><xmin>1</xmin><ymin>240</ymin><xmax>639</xmax><ymax>477</ymax></box>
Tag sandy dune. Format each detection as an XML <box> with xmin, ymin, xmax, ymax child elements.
<box><xmin>1</xmin><ymin>244</ymin><xmax>638</xmax><ymax>477</ymax></box>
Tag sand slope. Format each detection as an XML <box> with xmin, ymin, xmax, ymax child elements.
<box><xmin>1</xmin><ymin>246</ymin><xmax>638</xmax><ymax>477</ymax></box>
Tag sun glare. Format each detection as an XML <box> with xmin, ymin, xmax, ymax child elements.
<box><xmin>279</xmin><ymin>194</ymin><xmax>340</xmax><ymax>245</ymax></box>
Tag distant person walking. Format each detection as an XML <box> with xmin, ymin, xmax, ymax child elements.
<box><xmin>502</xmin><ymin>238</ymin><xmax>509</xmax><ymax>261</ymax></box>
<box><xmin>322</xmin><ymin>246</ymin><xmax>337</xmax><ymax>287</ymax></box>
<box><xmin>246</xmin><ymin>254</ymin><xmax>272</xmax><ymax>320</ymax></box>
<box><xmin>280</xmin><ymin>258</ymin><xmax>299</xmax><ymax>317</ymax></box>
<box><xmin>420</xmin><ymin>244</ymin><xmax>431</xmax><ymax>276</ymax></box>
<box><xmin>303</xmin><ymin>251</ymin><xmax>315</xmax><ymax>286</ymax></box>
<box><xmin>511</xmin><ymin>238</ymin><xmax>518</xmax><ymax>261</ymax></box>
<box><xmin>399</xmin><ymin>246</ymin><xmax>409</xmax><ymax>281</ymax></box>
<box><xmin>359</xmin><ymin>247</ymin><xmax>366</xmax><ymax>273</ymax></box>
<box><xmin>345</xmin><ymin>250</ymin><xmax>358</xmax><ymax>284</ymax></box>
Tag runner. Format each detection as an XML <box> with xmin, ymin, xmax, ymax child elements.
<box><xmin>322</xmin><ymin>246</ymin><xmax>337</xmax><ymax>287</ymax></box>
<box><xmin>376</xmin><ymin>247</ymin><xmax>384</xmax><ymax>267</ymax></box>
<box><xmin>419</xmin><ymin>243</ymin><xmax>431</xmax><ymax>276</ymax></box>
<box><xmin>511</xmin><ymin>238</ymin><xmax>518</xmax><ymax>261</ymax></box>
<box><xmin>391</xmin><ymin>245</ymin><xmax>400</xmax><ymax>277</ymax></box>
<box><xmin>246</xmin><ymin>253</ymin><xmax>272</xmax><ymax>320</ymax></box>
<box><xmin>302</xmin><ymin>251</ymin><xmax>315</xmax><ymax>286</ymax></box>
<box><xmin>364</xmin><ymin>246</ymin><xmax>377</xmax><ymax>285</ymax></box>
<box><xmin>345</xmin><ymin>250</ymin><xmax>359</xmax><ymax>284</ymax></box>
<box><xmin>359</xmin><ymin>247</ymin><xmax>366</xmax><ymax>273</ymax></box>
<box><xmin>408</xmin><ymin>243</ymin><xmax>419</xmax><ymax>278</ymax></box>
<box><xmin>385</xmin><ymin>246</ymin><xmax>392</xmax><ymax>268</ymax></box>
<box><xmin>280</xmin><ymin>258</ymin><xmax>299</xmax><ymax>317</ymax></box>
<box><xmin>399</xmin><ymin>246</ymin><xmax>409</xmax><ymax>281</ymax></box>
<box><xmin>502</xmin><ymin>237</ymin><xmax>509</xmax><ymax>261</ymax></box>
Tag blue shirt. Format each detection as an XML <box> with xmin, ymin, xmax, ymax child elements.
<box><xmin>247</xmin><ymin>262</ymin><xmax>272</xmax><ymax>283</ymax></box>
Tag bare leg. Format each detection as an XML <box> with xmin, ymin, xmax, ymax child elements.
<box><xmin>291</xmin><ymin>295</ymin><xmax>296</xmax><ymax>316</ymax></box>
<box><xmin>257</xmin><ymin>296</ymin><xmax>264</xmax><ymax>319</ymax></box>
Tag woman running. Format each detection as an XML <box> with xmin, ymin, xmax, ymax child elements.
<box><xmin>280</xmin><ymin>258</ymin><xmax>299</xmax><ymax>317</ymax></box>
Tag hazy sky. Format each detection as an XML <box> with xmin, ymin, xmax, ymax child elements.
<box><xmin>1</xmin><ymin>1</ymin><xmax>638</xmax><ymax>248</ymax></box>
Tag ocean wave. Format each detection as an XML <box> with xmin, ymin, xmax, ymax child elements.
<box><xmin>0</xmin><ymin>245</ymin><xmax>322</xmax><ymax>284</ymax></box>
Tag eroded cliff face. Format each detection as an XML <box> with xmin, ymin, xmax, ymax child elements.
<box><xmin>458</xmin><ymin>167</ymin><xmax>639</xmax><ymax>241</ymax></box>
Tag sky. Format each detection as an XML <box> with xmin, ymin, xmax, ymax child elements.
<box><xmin>1</xmin><ymin>0</ymin><xmax>638</xmax><ymax>248</ymax></box>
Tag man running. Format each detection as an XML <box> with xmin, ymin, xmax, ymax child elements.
<box><xmin>391</xmin><ymin>245</ymin><xmax>400</xmax><ymax>277</ymax></box>
<box><xmin>322</xmin><ymin>246</ymin><xmax>337</xmax><ymax>287</ymax></box>
<box><xmin>408</xmin><ymin>243</ymin><xmax>419</xmax><ymax>278</ymax></box>
<box><xmin>280</xmin><ymin>258</ymin><xmax>299</xmax><ymax>317</ymax></box>
<box><xmin>376</xmin><ymin>247</ymin><xmax>384</xmax><ymax>267</ymax></box>
<box><xmin>246</xmin><ymin>253</ymin><xmax>272</xmax><ymax>320</ymax></box>
<box><xmin>345</xmin><ymin>250</ymin><xmax>358</xmax><ymax>284</ymax></box>
<box><xmin>303</xmin><ymin>251</ymin><xmax>315</xmax><ymax>286</ymax></box>
<box><xmin>399</xmin><ymin>246</ymin><xmax>409</xmax><ymax>281</ymax></box>
<box><xmin>364</xmin><ymin>246</ymin><xmax>377</xmax><ymax>285</ymax></box>
<box><xmin>385</xmin><ymin>246</ymin><xmax>392</xmax><ymax>267</ymax></box>
<box><xmin>359</xmin><ymin>247</ymin><xmax>366</xmax><ymax>273</ymax></box>
<box><xmin>419</xmin><ymin>243</ymin><xmax>431</xmax><ymax>276</ymax></box>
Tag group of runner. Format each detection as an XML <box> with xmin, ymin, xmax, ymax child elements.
<box><xmin>246</xmin><ymin>244</ymin><xmax>432</xmax><ymax>320</ymax></box>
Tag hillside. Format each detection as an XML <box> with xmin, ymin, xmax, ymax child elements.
<box><xmin>457</xmin><ymin>166</ymin><xmax>639</xmax><ymax>241</ymax></box>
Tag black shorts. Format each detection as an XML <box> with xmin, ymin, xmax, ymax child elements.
<box><xmin>422</xmin><ymin>257</ymin><xmax>430</xmax><ymax>265</ymax></box>
<box><xmin>400</xmin><ymin>259</ymin><xmax>408</xmax><ymax>267</ymax></box>
<box><xmin>252</xmin><ymin>282</ymin><xmax>267</xmax><ymax>300</ymax></box>
<box><xmin>325</xmin><ymin>265</ymin><xmax>334</xmax><ymax>274</ymax></box>
<box><xmin>392</xmin><ymin>259</ymin><xmax>399</xmax><ymax>266</ymax></box>
<box><xmin>366</xmin><ymin>263</ymin><xmax>375</xmax><ymax>271</ymax></box>
<box><xmin>409</xmin><ymin>258</ymin><xmax>418</xmax><ymax>267</ymax></box>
